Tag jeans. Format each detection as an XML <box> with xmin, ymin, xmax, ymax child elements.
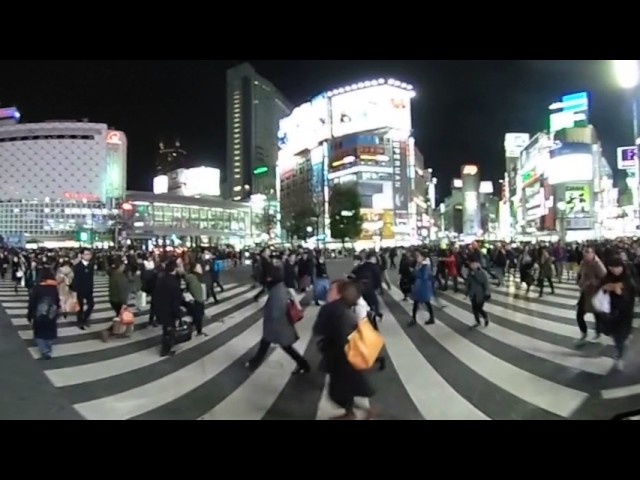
<box><xmin>35</xmin><ymin>338</ymin><xmax>53</xmax><ymax>358</ymax></box>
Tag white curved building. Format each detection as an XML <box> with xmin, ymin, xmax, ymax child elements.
<box><xmin>0</xmin><ymin>121</ymin><xmax>126</xmax><ymax>202</ymax></box>
<box><xmin>0</xmin><ymin>121</ymin><xmax>127</xmax><ymax>246</ymax></box>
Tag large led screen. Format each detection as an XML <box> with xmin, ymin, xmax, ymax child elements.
<box><xmin>331</xmin><ymin>85</ymin><xmax>412</xmax><ymax>138</ymax></box>
<box><xmin>548</xmin><ymin>142</ymin><xmax>593</xmax><ymax>185</ymax></box>
<box><xmin>278</xmin><ymin>94</ymin><xmax>331</xmax><ymax>155</ymax></box>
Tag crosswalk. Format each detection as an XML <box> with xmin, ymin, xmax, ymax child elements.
<box><xmin>2</xmin><ymin>271</ymin><xmax>640</xmax><ymax>420</ymax></box>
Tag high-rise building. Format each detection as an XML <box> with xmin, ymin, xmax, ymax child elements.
<box><xmin>226</xmin><ymin>63</ymin><xmax>291</xmax><ymax>201</ymax></box>
<box><xmin>156</xmin><ymin>139</ymin><xmax>188</xmax><ymax>175</ymax></box>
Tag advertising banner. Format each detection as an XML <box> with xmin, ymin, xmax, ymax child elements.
<box><xmin>617</xmin><ymin>146</ymin><xmax>637</xmax><ymax>170</ymax></box>
<box><xmin>392</xmin><ymin>139</ymin><xmax>409</xmax><ymax>213</ymax></box>
<box><xmin>360</xmin><ymin>209</ymin><xmax>395</xmax><ymax>240</ymax></box>
<box><xmin>504</xmin><ymin>133</ymin><xmax>530</xmax><ymax>158</ymax></box>
<box><xmin>331</xmin><ymin>85</ymin><xmax>412</xmax><ymax>138</ymax></box>
<box><xmin>547</xmin><ymin>142</ymin><xmax>593</xmax><ymax>185</ymax></box>
<box><xmin>278</xmin><ymin>95</ymin><xmax>331</xmax><ymax>155</ymax></box>
<box><xmin>564</xmin><ymin>185</ymin><xmax>591</xmax><ymax>216</ymax></box>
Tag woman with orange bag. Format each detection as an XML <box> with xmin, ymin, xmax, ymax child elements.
<box><xmin>313</xmin><ymin>280</ymin><xmax>377</xmax><ymax>420</ymax></box>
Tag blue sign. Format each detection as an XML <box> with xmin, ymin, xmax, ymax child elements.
<box><xmin>549</xmin><ymin>142</ymin><xmax>592</xmax><ymax>159</ymax></box>
<box><xmin>561</xmin><ymin>92</ymin><xmax>589</xmax><ymax>114</ymax></box>
<box><xmin>4</xmin><ymin>233</ymin><xmax>25</xmax><ymax>248</ymax></box>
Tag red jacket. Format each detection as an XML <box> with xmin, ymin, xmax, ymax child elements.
<box><xmin>443</xmin><ymin>255</ymin><xmax>458</xmax><ymax>277</ymax></box>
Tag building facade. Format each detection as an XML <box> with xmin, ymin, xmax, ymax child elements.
<box><xmin>0</xmin><ymin>121</ymin><xmax>127</xmax><ymax>245</ymax></box>
<box><xmin>226</xmin><ymin>63</ymin><xmax>291</xmax><ymax>201</ymax></box>
<box><xmin>278</xmin><ymin>79</ymin><xmax>418</xmax><ymax>246</ymax></box>
<box><xmin>156</xmin><ymin>139</ymin><xmax>188</xmax><ymax>175</ymax></box>
<box><xmin>123</xmin><ymin>191</ymin><xmax>261</xmax><ymax>248</ymax></box>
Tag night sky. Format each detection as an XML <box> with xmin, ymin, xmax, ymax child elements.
<box><xmin>0</xmin><ymin>60</ymin><xmax>634</xmax><ymax>197</ymax></box>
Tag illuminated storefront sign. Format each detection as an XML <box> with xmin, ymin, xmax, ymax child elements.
<box><xmin>617</xmin><ymin>146</ymin><xmax>637</xmax><ymax>170</ymax></box>
<box><xmin>64</xmin><ymin>192</ymin><xmax>100</xmax><ymax>201</ymax></box>
<box><xmin>106</xmin><ymin>131</ymin><xmax>123</xmax><ymax>145</ymax></box>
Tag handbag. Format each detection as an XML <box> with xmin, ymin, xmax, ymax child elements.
<box><xmin>592</xmin><ymin>289</ymin><xmax>611</xmax><ymax>314</ymax></box>
<box><xmin>65</xmin><ymin>294</ymin><xmax>80</xmax><ymax>313</ymax></box>
<box><xmin>345</xmin><ymin>318</ymin><xmax>385</xmax><ymax>371</ymax></box>
<box><xmin>119</xmin><ymin>307</ymin><xmax>135</xmax><ymax>326</ymax></box>
<box><xmin>287</xmin><ymin>300</ymin><xmax>304</xmax><ymax>324</ymax></box>
<box><xmin>173</xmin><ymin>319</ymin><xmax>193</xmax><ymax>345</ymax></box>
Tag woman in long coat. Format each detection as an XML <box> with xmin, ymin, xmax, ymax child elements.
<box><xmin>245</xmin><ymin>265</ymin><xmax>311</xmax><ymax>374</ymax></box>
<box><xmin>313</xmin><ymin>279</ymin><xmax>376</xmax><ymax>420</ymax></box>
<box><xmin>409</xmin><ymin>250</ymin><xmax>435</xmax><ymax>326</ymax></box>
<box><xmin>576</xmin><ymin>246</ymin><xmax>607</xmax><ymax>345</ymax></box>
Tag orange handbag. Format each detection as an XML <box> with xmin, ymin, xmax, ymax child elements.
<box><xmin>345</xmin><ymin>318</ymin><xmax>385</xmax><ymax>371</ymax></box>
<box><xmin>119</xmin><ymin>307</ymin><xmax>135</xmax><ymax>326</ymax></box>
<box><xmin>66</xmin><ymin>294</ymin><xmax>80</xmax><ymax>313</ymax></box>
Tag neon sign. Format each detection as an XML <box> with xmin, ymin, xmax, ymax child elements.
<box><xmin>106</xmin><ymin>132</ymin><xmax>122</xmax><ymax>145</ymax></box>
<box><xmin>64</xmin><ymin>192</ymin><xmax>100</xmax><ymax>201</ymax></box>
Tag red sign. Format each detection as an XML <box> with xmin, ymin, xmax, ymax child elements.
<box><xmin>64</xmin><ymin>192</ymin><xmax>100</xmax><ymax>201</ymax></box>
<box><xmin>106</xmin><ymin>131</ymin><xmax>122</xmax><ymax>145</ymax></box>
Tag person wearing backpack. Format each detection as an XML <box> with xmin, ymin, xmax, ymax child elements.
<box><xmin>27</xmin><ymin>269</ymin><xmax>60</xmax><ymax>360</ymax></box>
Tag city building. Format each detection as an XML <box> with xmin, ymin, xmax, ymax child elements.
<box><xmin>277</xmin><ymin>78</ymin><xmax>418</xmax><ymax>247</ymax></box>
<box><xmin>156</xmin><ymin>139</ymin><xmax>188</xmax><ymax>175</ymax></box>
<box><xmin>437</xmin><ymin>173</ymin><xmax>499</xmax><ymax>240</ymax></box>
<box><xmin>226</xmin><ymin>63</ymin><xmax>291</xmax><ymax>201</ymax></box>
<box><xmin>498</xmin><ymin>91</ymin><xmax>621</xmax><ymax>242</ymax></box>
<box><xmin>122</xmin><ymin>191</ymin><xmax>262</xmax><ymax>248</ymax></box>
<box><xmin>0</xmin><ymin>121</ymin><xmax>127</xmax><ymax>247</ymax></box>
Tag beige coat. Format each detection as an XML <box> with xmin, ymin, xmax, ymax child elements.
<box><xmin>57</xmin><ymin>266</ymin><xmax>75</xmax><ymax>313</ymax></box>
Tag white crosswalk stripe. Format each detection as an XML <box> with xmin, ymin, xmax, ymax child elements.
<box><xmin>2</xmin><ymin>267</ymin><xmax>640</xmax><ymax>420</ymax></box>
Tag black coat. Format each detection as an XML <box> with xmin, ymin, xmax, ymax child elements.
<box><xmin>28</xmin><ymin>282</ymin><xmax>60</xmax><ymax>341</ymax></box>
<box><xmin>71</xmin><ymin>262</ymin><xmax>95</xmax><ymax>298</ymax></box>
<box><xmin>153</xmin><ymin>273</ymin><xmax>184</xmax><ymax>327</ymax></box>
<box><xmin>313</xmin><ymin>300</ymin><xmax>375</xmax><ymax>403</ymax></box>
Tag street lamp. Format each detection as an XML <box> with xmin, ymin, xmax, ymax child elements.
<box><xmin>613</xmin><ymin>60</ymin><xmax>640</xmax><ymax>222</ymax></box>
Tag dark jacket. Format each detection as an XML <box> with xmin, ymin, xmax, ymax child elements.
<box><xmin>283</xmin><ymin>259</ymin><xmax>297</xmax><ymax>289</ymax></box>
<box><xmin>28</xmin><ymin>280</ymin><xmax>60</xmax><ymax>341</ymax></box>
<box><xmin>352</xmin><ymin>261</ymin><xmax>382</xmax><ymax>293</ymax></box>
<box><xmin>153</xmin><ymin>273</ymin><xmax>184</xmax><ymax>327</ymax></box>
<box><xmin>71</xmin><ymin>261</ymin><xmax>95</xmax><ymax>297</ymax></box>
<box><xmin>313</xmin><ymin>300</ymin><xmax>375</xmax><ymax>401</ymax></box>
<box><xmin>108</xmin><ymin>270</ymin><xmax>130</xmax><ymax>305</ymax></box>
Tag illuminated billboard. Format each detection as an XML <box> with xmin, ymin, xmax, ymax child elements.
<box><xmin>166</xmin><ymin>167</ymin><xmax>221</xmax><ymax>197</ymax></box>
<box><xmin>330</xmin><ymin>85</ymin><xmax>413</xmax><ymax>138</ymax></box>
<box><xmin>564</xmin><ymin>185</ymin><xmax>591</xmax><ymax>216</ymax></box>
<box><xmin>549</xmin><ymin>91</ymin><xmax>590</xmax><ymax>133</ymax></box>
<box><xmin>278</xmin><ymin>94</ymin><xmax>331</xmax><ymax>155</ymax></box>
<box><xmin>153</xmin><ymin>175</ymin><xmax>169</xmax><ymax>194</ymax></box>
<box><xmin>504</xmin><ymin>133</ymin><xmax>530</xmax><ymax>158</ymax></box>
<box><xmin>547</xmin><ymin>142</ymin><xmax>593</xmax><ymax>185</ymax></box>
<box><xmin>617</xmin><ymin>146</ymin><xmax>637</xmax><ymax>170</ymax></box>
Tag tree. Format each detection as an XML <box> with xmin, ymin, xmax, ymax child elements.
<box><xmin>329</xmin><ymin>183</ymin><xmax>363</xmax><ymax>243</ymax></box>
<box><xmin>283</xmin><ymin>204</ymin><xmax>319</xmax><ymax>241</ymax></box>
<box><xmin>618</xmin><ymin>177</ymin><xmax>634</xmax><ymax>208</ymax></box>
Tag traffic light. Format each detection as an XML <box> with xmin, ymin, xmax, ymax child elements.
<box><xmin>76</xmin><ymin>230</ymin><xmax>93</xmax><ymax>244</ymax></box>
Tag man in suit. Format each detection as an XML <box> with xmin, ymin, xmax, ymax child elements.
<box><xmin>71</xmin><ymin>248</ymin><xmax>95</xmax><ymax>330</ymax></box>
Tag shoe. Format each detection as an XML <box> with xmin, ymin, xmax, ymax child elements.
<box><xmin>425</xmin><ymin>319</ymin><xmax>435</xmax><ymax>325</ymax></box>
<box><xmin>292</xmin><ymin>365</ymin><xmax>310</xmax><ymax>375</ymax></box>
<box><xmin>484</xmin><ymin>317</ymin><xmax>489</xmax><ymax>327</ymax></box>
<box><xmin>575</xmin><ymin>334</ymin><xmax>587</xmax><ymax>348</ymax></box>
<box><xmin>160</xmin><ymin>350</ymin><xmax>176</xmax><ymax>358</ymax></box>
<box><xmin>408</xmin><ymin>320</ymin><xmax>417</xmax><ymax>327</ymax></box>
